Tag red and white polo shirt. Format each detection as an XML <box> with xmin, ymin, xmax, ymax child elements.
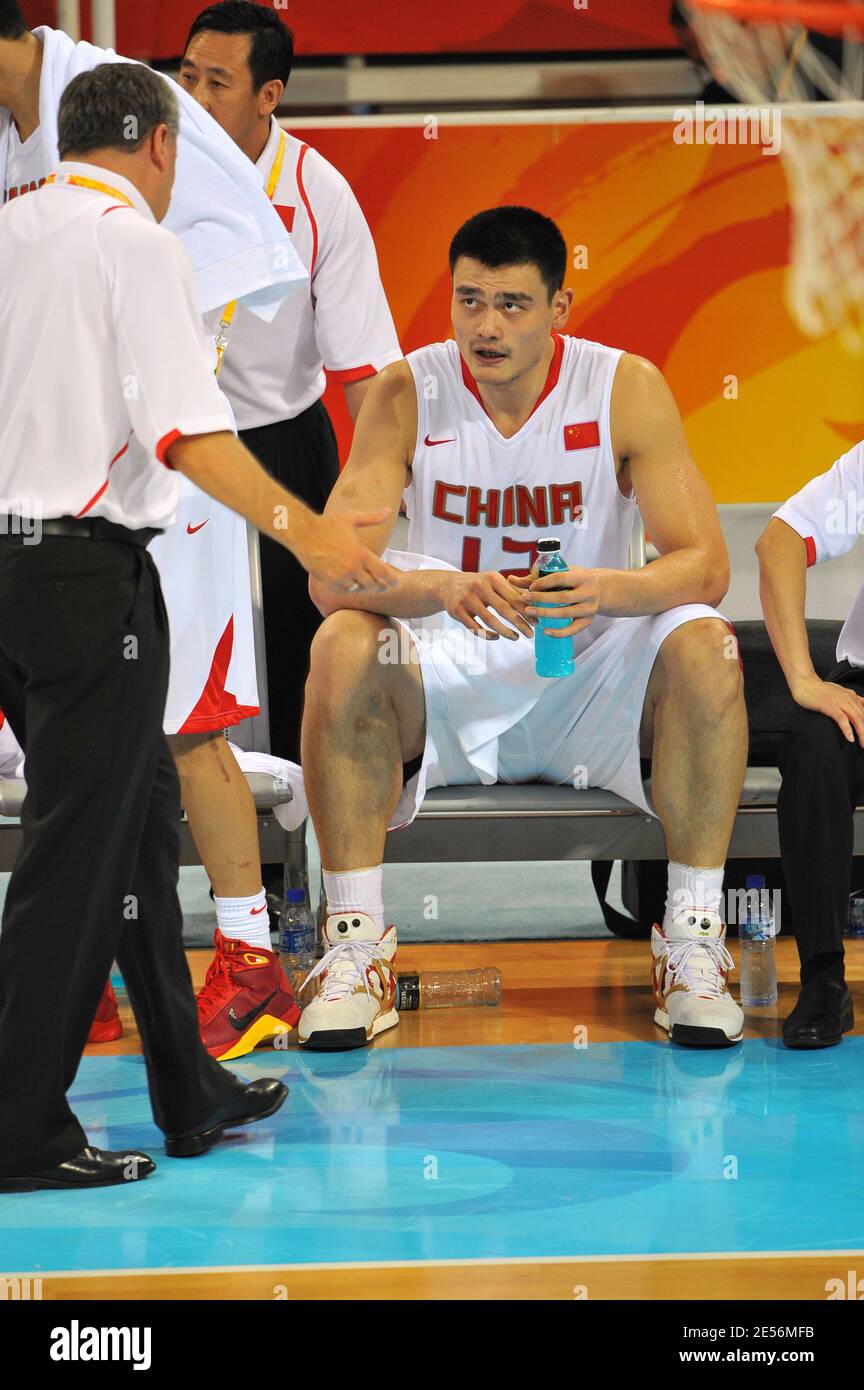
<box><xmin>774</xmin><ymin>439</ymin><xmax>864</xmax><ymax>668</ymax></box>
<box><xmin>206</xmin><ymin>115</ymin><xmax>401</xmax><ymax>431</ymax></box>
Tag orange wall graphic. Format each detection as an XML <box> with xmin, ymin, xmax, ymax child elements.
<box><xmin>309</xmin><ymin>115</ymin><xmax>864</xmax><ymax>502</ymax></box>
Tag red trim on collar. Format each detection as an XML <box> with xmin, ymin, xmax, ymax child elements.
<box><xmin>459</xmin><ymin>333</ymin><xmax>565</xmax><ymax>421</ymax></box>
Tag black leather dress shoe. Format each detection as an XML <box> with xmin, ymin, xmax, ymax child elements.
<box><xmin>165</xmin><ymin>1078</ymin><xmax>288</xmax><ymax>1158</ymax></box>
<box><xmin>0</xmin><ymin>1145</ymin><xmax>155</xmax><ymax>1193</ymax></box>
<box><xmin>783</xmin><ymin>978</ymin><xmax>855</xmax><ymax>1049</ymax></box>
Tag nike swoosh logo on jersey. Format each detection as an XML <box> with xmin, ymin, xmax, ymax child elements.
<box><xmin>187</xmin><ymin>521</ymin><xmax>209</xmax><ymax>534</ymax></box>
<box><xmin>228</xmin><ymin>989</ymin><xmax>277</xmax><ymax>1032</ymax></box>
<box><xmin>424</xmin><ymin>434</ymin><xmax>456</xmax><ymax>446</ymax></box>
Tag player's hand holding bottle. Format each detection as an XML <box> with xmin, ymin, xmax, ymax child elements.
<box><xmin>511</xmin><ymin>565</ymin><xmax>602</xmax><ymax>636</ymax></box>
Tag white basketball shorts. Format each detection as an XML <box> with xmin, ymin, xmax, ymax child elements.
<box><xmin>384</xmin><ymin>550</ymin><xmax>732</xmax><ymax>830</ymax></box>
<box><xmin>223</xmin><ymin>548</ymin><xmax>733</xmax><ymax>834</ymax></box>
<box><xmin>150</xmin><ymin>474</ymin><xmax>259</xmax><ymax>736</ymax></box>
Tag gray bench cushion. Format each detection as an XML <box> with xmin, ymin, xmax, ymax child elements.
<box><xmin>0</xmin><ymin>772</ymin><xmax>293</xmax><ymax>820</ymax></box>
<box><xmin>415</xmin><ymin>768</ymin><xmax>783</xmax><ymax>817</ymax></box>
<box><xmin>385</xmin><ymin>769</ymin><xmax>864</xmax><ymax>862</ymax></box>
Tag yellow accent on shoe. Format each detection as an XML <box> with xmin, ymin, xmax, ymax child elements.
<box><xmin>213</xmin><ymin>1013</ymin><xmax>297</xmax><ymax>1062</ymax></box>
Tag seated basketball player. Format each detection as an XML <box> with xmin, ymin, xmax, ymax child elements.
<box><xmin>295</xmin><ymin>205</ymin><xmax>748</xmax><ymax>1050</ymax></box>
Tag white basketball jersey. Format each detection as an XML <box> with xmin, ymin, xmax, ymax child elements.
<box><xmin>404</xmin><ymin>333</ymin><xmax>634</xmax><ymax>648</ymax></box>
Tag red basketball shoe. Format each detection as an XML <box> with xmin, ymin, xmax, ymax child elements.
<box><xmin>197</xmin><ymin>929</ymin><xmax>302</xmax><ymax>1061</ymax></box>
<box><xmin>87</xmin><ymin>979</ymin><xmax>123</xmax><ymax>1044</ymax></box>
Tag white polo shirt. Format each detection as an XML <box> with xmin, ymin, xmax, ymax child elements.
<box><xmin>774</xmin><ymin>439</ymin><xmax>864</xmax><ymax>668</ymax></box>
<box><xmin>0</xmin><ymin>162</ymin><xmax>233</xmax><ymax>531</ymax></box>
<box><xmin>205</xmin><ymin>116</ymin><xmax>402</xmax><ymax>431</ymax></box>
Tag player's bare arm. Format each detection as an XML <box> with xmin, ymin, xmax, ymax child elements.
<box><xmin>310</xmin><ymin>362</ymin><xmax>532</xmax><ymax>639</ymax></box>
<box><xmin>167</xmin><ymin>431</ymin><xmax>397</xmax><ymax>595</ymax></box>
<box><xmin>342</xmin><ymin>376</ymin><xmax>375</xmax><ymax>423</ymax></box>
<box><xmin>757</xmin><ymin>517</ymin><xmax>864</xmax><ymax>744</ymax></box>
<box><xmin>519</xmin><ymin>354</ymin><xmax>729</xmax><ymax>635</ymax></box>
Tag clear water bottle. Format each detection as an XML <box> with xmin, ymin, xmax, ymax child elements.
<box><xmin>738</xmin><ymin>874</ymin><xmax>778</xmax><ymax>1007</ymax></box>
<box><xmin>533</xmin><ymin>538</ymin><xmax>574</xmax><ymax>679</ymax></box>
<box><xmin>846</xmin><ymin>892</ymin><xmax>864</xmax><ymax>938</ymax></box>
<box><xmin>397</xmin><ymin>968</ymin><xmax>501</xmax><ymax>1010</ymax></box>
<box><xmin>277</xmin><ymin>889</ymin><xmax>315</xmax><ymax>998</ymax></box>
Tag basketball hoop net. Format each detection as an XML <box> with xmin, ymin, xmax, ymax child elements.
<box><xmin>685</xmin><ymin>0</ymin><xmax>864</xmax><ymax>351</ymax></box>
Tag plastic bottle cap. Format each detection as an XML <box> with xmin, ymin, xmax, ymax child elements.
<box><xmin>284</xmin><ymin>889</ymin><xmax>305</xmax><ymax>903</ymax></box>
<box><xmin>745</xmin><ymin>875</ymin><xmax>766</xmax><ymax>891</ymax></box>
<box><xmin>536</xmin><ymin>537</ymin><xmax>562</xmax><ymax>552</ymax></box>
<box><xmin>397</xmin><ymin>973</ymin><xmax>420</xmax><ymax>1011</ymax></box>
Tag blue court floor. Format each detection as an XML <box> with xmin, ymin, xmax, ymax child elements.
<box><xmin>3</xmin><ymin>1039</ymin><xmax>864</xmax><ymax>1275</ymax></box>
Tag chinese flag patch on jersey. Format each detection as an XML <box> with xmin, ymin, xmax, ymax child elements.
<box><xmin>563</xmin><ymin>421</ymin><xmax>600</xmax><ymax>451</ymax></box>
<box><xmin>274</xmin><ymin>204</ymin><xmax>295</xmax><ymax>232</ymax></box>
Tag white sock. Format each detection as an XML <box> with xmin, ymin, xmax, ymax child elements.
<box><xmin>214</xmin><ymin>888</ymin><xmax>272</xmax><ymax>951</ymax></box>
<box><xmin>323</xmin><ymin>866</ymin><xmax>384</xmax><ymax>933</ymax></box>
<box><xmin>663</xmin><ymin>861</ymin><xmax>724</xmax><ymax>931</ymax></box>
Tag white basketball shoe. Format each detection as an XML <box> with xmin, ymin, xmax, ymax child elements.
<box><xmin>651</xmin><ymin>908</ymin><xmax>744</xmax><ymax>1047</ymax></box>
<box><xmin>298</xmin><ymin>912</ymin><xmax>398</xmax><ymax>1051</ymax></box>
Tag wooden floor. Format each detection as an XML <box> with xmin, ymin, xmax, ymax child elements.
<box><xmin>36</xmin><ymin>1252</ymin><xmax>864</xmax><ymax>1302</ymax></box>
<box><xmin>53</xmin><ymin>937</ymin><xmax>862</xmax><ymax>1299</ymax></box>
<box><xmin>97</xmin><ymin>936</ymin><xmax>864</xmax><ymax>1054</ymax></box>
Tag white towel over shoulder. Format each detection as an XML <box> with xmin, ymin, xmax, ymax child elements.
<box><xmin>0</xmin><ymin>26</ymin><xmax>307</xmax><ymax>320</ymax></box>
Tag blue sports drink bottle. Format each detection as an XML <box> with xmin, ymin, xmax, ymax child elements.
<box><xmin>533</xmin><ymin>537</ymin><xmax>575</xmax><ymax>679</ymax></box>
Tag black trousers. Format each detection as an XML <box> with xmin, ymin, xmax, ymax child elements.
<box><xmin>240</xmin><ymin>399</ymin><xmax>340</xmax><ymax>764</ymax></box>
<box><xmin>0</xmin><ymin>532</ymin><xmax>244</xmax><ymax>1178</ymax></box>
<box><xmin>777</xmin><ymin>659</ymin><xmax>864</xmax><ymax>982</ymax></box>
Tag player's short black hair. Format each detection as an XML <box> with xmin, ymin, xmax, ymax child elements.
<box><xmin>0</xmin><ymin>1</ymin><xmax>27</xmax><ymax>41</ymax></box>
<box><xmin>186</xmin><ymin>1</ymin><xmax>294</xmax><ymax>91</ymax></box>
<box><xmin>449</xmin><ymin>207</ymin><xmax>567</xmax><ymax>301</ymax></box>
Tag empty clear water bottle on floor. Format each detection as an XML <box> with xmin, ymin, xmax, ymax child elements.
<box><xmin>846</xmin><ymin>892</ymin><xmax>864</xmax><ymax>938</ymax></box>
<box><xmin>278</xmin><ymin>889</ymin><xmax>315</xmax><ymax>999</ymax></box>
<box><xmin>397</xmin><ymin>968</ymin><xmax>502</xmax><ymax>1010</ymax></box>
<box><xmin>738</xmin><ymin>874</ymin><xmax>778</xmax><ymax>1007</ymax></box>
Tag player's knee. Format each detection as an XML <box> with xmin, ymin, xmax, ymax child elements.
<box><xmin>308</xmin><ymin>610</ymin><xmax>393</xmax><ymax>693</ymax></box>
<box><xmin>661</xmin><ymin>617</ymin><xmax>742</xmax><ymax>720</ymax></box>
